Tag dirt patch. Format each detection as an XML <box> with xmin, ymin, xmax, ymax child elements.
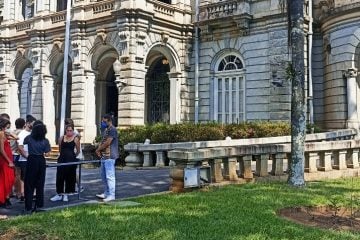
<box><xmin>278</xmin><ymin>206</ymin><xmax>360</xmax><ymax>232</ymax></box>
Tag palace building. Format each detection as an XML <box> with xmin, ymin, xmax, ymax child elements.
<box><xmin>0</xmin><ymin>0</ymin><xmax>360</xmax><ymax>143</ymax></box>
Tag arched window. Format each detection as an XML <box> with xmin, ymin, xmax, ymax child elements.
<box><xmin>214</xmin><ymin>54</ymin><xmax>245</xmax><ymax>123</ymax></box>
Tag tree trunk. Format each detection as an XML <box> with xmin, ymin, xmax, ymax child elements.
<box><xmin>288</xmin><ymin>0</ymin><xmax>306</xmax><ymax>186</ymax></box>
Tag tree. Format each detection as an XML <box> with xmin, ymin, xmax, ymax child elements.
<box><xmin>287</xmin><ymin>0</ymin><xmax>306</xmax><ymax>186</ymax></box>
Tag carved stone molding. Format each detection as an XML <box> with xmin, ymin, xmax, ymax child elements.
<box><xmin>96</xmin><ymin>29</ymin><xmax>107</xmax><ymax>44</ymax></box>
<box><xmin>343</xmin><ymin>68</ymin><xmax>358</xmax><ymax>79</ymax></box>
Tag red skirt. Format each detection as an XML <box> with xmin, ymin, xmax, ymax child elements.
<box><xmin>0</xmin><ymin>140</ymin><xmax>14</xmax><ymax>204</ymax></box>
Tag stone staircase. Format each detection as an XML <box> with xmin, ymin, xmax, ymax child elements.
<box><xmin>46</xmin><ymin>145</ymin><xmax>60</xmax><ymax>161</ymax></box>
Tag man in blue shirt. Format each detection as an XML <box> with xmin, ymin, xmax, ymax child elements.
<box><xmin>95</xmin><ymin>114</ymin><xmax>119</xmax><ymax>202</ymax></box>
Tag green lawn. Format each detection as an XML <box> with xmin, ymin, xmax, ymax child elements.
<box><xmin>1</xmin><ymin>179</ymin><xmax>360</xmax><ymax>240</ymax></box>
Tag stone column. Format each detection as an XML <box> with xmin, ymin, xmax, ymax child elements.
<box><xmin>2</xmin><ymin>0</ymin><xmax>15</xmax><ymax>23</ymax></box>
<box><xmin>82</xmin><ymin>70</ymin><xmax>97</xmax><ymax>143</ymax></box>
<box><xmin>169</xmin><ymin>72</ymin><xmax>181</xmax><ymax>124</ymax></box>
<box><xmin>142</xmin><ymin>151</ymin><xmax>153</xmax><ymax>167</ymax></box>
<box><xmin>344</xmin><ymin>68</ymin><xmax>359</xmax><ymax>129</ymax></box>
<box><xmin>42</xmin><ymin>75</ymin><xmax>56</xmax><ymax>144</ymax></box>
<box><xmin>7</xmin><ymin>79</ymin><xmax>20</xmax><ymax>120</ymax></box>
<box><xmin>113</xmin><ymin>59</ymin><xmax>126</xmax><ymax>127</ymax></box>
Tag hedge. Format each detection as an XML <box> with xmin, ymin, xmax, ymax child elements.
<box><xmin>118</xmin><ymin>121</ymin><xmax>292</xmax><ymax>146</ymax></box>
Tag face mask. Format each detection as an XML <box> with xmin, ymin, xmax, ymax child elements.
<box><xmin>100</xmin><ymin>121</ymin><xmax>108</xmax><ymax>129</ymax></box>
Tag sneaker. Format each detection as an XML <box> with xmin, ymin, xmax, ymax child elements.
<box><xmin>62</xmin><ymin>195</ymin><xmax>68</xmax><ymax>202</ymax></box>
<box><xmin>80</xmin><ymin>186</ymin><xmax>85</xmax><ymax>193</ymax></box>
<box><xmin>96</xmin><ymin>193</ymin><xmax>106</xmax><ymax>199</ymax></box>
<box><xmin>50</xmin><ymin>194</ymin><xmax>63</xmax><ymax>202</ymax></box>
<box><xmin>103</xmin><ymin>196</ymin><xmax>115</xmax><ymax>202</ymax></box>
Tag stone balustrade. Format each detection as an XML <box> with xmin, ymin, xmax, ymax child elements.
<box><xmin>167</xmin><ymin>139</ymin><xmax>360</xmax><ymax>192</ymax></box>
<box><xmin>124</xmin><ymin>129</ymin><xmax>356</xmax><ymax>169</ymax></box>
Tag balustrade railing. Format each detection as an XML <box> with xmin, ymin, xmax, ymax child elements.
<box><xmin>168</xmin><ymin>139</ymin><xmax>360</xmax><ymax>192</ymax></box>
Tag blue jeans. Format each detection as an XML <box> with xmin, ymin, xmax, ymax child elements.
<box><xmin>100</xmin><ymin>158</ymin><xmax>116</xmax><ymax>198</ymax></box>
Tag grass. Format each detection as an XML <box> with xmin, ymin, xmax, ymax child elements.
<box><xmin>1</xmin><ymin>179</ymin><xmax>360</xmax><ymax>240</ymax></box>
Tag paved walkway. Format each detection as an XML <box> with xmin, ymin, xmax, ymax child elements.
<box><xmin>0</xmin><ymin>167</ymin><xmax>170</xmax><ymax>217</ymax></box>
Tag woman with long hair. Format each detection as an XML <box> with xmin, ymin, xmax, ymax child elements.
<box><xmin>0</xmin><ymin>117</ymin><xmax>15</xmax><ymax>208</ymax></box>
<box><xmin>23</xmin><ymin>120</ymin><xmax>50</xmax><ymax>213</ymax></box>
<box><xmin>50</xmin><ymin>124</ymin><xmax>80</xmax><ymax>202</ymax></box>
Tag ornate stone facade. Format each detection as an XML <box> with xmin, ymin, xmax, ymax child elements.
<box><xmin>0</xmin><ymin>0</ymin><xmax>360</xmax><ymax>144</ymax></box>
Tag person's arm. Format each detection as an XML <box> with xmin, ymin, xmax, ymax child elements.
<box><xmin>0</xmin><ymin>132</ymin><xmax>14</xmax><ymax>168</ymax></box>
<box><xmin>44</xmin><ymin>139</ymin><xmax>51</xmax><ymax>157</ymax></box>
<box><xmin>95</xmin><ymin>137</ymin><xmax>113</xmax><ymax>157</ymax></box>
<box><xmin>18</xmin><ymin>145</ymin><xmax>28</xmax><ymax>159</ymax></box>
<box><xmin>74</xmin><ymin>136</ymin><xmax>80</xmax><ymax>156</ymax></box>
<box><xmin>5</xmin><ymin>130</ymin><xmax>18</xmax><ymax>140</ymax></box>
<box><xmin>58</xmin><ymin>136</ymin><xmax>63</xmax><ymax>154</ymax></box>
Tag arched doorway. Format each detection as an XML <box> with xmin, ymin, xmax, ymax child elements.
<box><xmin>19</xmin><ymin>67</ymin><xmax>33</xmax><ymax>118</ymax></box>
<box><xmin>91</xmin><ymin>45</ymin><xmax>119</xmax><ymax>128</ymax></box>
<box><xmin>146</xmin><ymin>58</ymin><xmax>170</xmax><ymax>123</ymax></box>
<box><xmin>13</xmin><ymin>56</ymin><xmax>33</xmax><ymax>119</ymax></box>
<box><xmin>52</xmin><ymin>59</ymin><xmax>72</xmax><ymax>140</ymax></box>
<box><xmin>96</xmin><ymin>65</ymin><xmax>118</xmax><ymax>126</ymax></box>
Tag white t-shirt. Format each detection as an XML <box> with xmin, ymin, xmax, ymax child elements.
<box><xmin>17</xmin><ymin>129</ymin><xmax>31</xmax><ymax>162</ymax></box>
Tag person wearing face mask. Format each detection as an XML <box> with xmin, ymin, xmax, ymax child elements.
<box><xmin>95</xmin><ymin>114</ymin><xmax>119</xmax><ymax>202</ymax></box>
<box><xmin>16</xmin><ymin>115</ymin><xmax>36</xmax><ymax>202</ymax></box>
<box><xmin>0</xmin><ymin>118</ymin><xmax>15</xmax><ymax>208</ymax></box>
<box><xmin>50</xmin><ymin>124</ymin><xmax>80</xmax><ymax>202</ymax></box>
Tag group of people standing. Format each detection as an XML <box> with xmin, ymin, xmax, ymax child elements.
<box><xmin>0</xmin><ymin>113</ymin><xmax>119</xmax><ymax>216</ymax></box>
<box><xmin>0</xmin><ymin>114</ymin><xmax>51</xmax><ymax>214</ymax></box>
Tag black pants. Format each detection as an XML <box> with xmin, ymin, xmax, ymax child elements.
<box><xmin>24</xmin><ymin>155</ymin><xmax>46</xmax><ymax>211</ymax></box>
<box><xmin>56</xmin><ymin>165</ymin><xmax>77</xmax><ymax>194</ymax></box>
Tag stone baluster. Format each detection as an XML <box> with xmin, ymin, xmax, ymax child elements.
<box><xmin>223</xmin><ymin>157</ymin><xmax>238</xmax><ymax>181</ymax></box>
<box><xmin>155</xmin><ymin>151</ymin><xmax>166</xmax><ymax>167</ymax></box>
<box><xmin>124</xmin><ymin>151</ymin><xmax>143</xmax><ymax>168</ymax></box>
<box><xmin>209</xmin><ymin>158</ymin><xmax>223</xmax><ymax>182</ymax></box>
<box><xmin>346</xmin><ymin>149</ymin><xmax>360</xmax><ymax>168</ymax></box>
<box><xmin>255</xmin><ymin>154</ymin><xmax>268</xmax><ymax>177</ymax></box>
<box><xmin>333</xmin><ymin>150</ymin><xmax>347</xmax><ymax>170</ymax></box>
<box><xmin>240</xmin><ymin>155</ymin><xmax>253</xmax><ymax>179</ymax></box>
<box><xmin>142</xmin><ymin>151</ymin><xmax>153</xmax><ymax>167</ymax></box>
<box><xmin>318</xmin><ymin>151</ymin><xmax>332</xmax><ymax>171</ymax></box>
<box><xmin>271</xmin><ymin>153</ymin><xmax>286</xmax><ymax>176</ymax></box>
<box><xmin>305</xmin><ymin>152</ymin><xmax>318</xmax><ymax>173</ymax></box>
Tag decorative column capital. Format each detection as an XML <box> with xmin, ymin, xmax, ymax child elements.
<box><xmin>343</xmin><ymin>68</ymin><xmax>358</xmax><ymax>79</ymax></box>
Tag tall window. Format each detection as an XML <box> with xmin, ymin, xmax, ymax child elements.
<box><xmin>22</xmin><ymin>0</ymin><xmax>34</xmax><ymax>19</ymax></box>
<box><xmin>57</xmin><ymin>0</ymin><xmax>68</xmax><ymax>11</ymax></box>
<box><xmin>214</xmin><ymin>55</ymin><xmax>245</xmax><ymax>123</ymax></box>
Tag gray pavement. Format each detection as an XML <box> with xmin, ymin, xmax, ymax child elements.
<box><xmin>0</xmin><ymin>166</ymin><xmax>170</xmax><ymax>217</ymax></box>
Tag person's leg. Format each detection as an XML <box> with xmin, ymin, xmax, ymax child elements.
<box><xmin>104</xmin><ymin>159</ymin><xmax>116</xmax><ymax>199</ymax></box>
<box><xmin>100</xmin><ymin>160</ymin><xmax>109</xmax><ymax>196</ymax></box>
<box><xmin>64</xmin><ymin>165</ymin><xmax>76</xmax><ymax>193</ymax></box>
<box><xmin>56</xmin><ymin>166</ymin><xmax>65</xmax><ymax>194</ymax></box>
<box><xmin>35</xmin><ymin>157</ymin><xmax>46</xmax><ymax>209</ymax></box>
<box><xmin>24</xmin><ymin>158</ymin><xmax>37</xmax><ymax>211</ymax></box>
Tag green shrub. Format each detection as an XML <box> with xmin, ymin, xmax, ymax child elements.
<box><xmin>118</xmin><ymin>121</ymin><xmax>290</xmax><ymax>146</ymax></box>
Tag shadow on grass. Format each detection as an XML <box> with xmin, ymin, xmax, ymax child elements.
<box><xmin>1</xmin><ymin>179</ymin><xmax>360</xmax><ymax>240</ymax></box>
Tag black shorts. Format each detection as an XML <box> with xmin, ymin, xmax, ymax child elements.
<box><xmin>16</xmin><ymin>161</ymin><xmax>27</xmax><ymax>181</ymax></box>
<box><xmin>13</xmin><ymin>155</ymin><xmax>20</xmax><ymax>166</ymax></box>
